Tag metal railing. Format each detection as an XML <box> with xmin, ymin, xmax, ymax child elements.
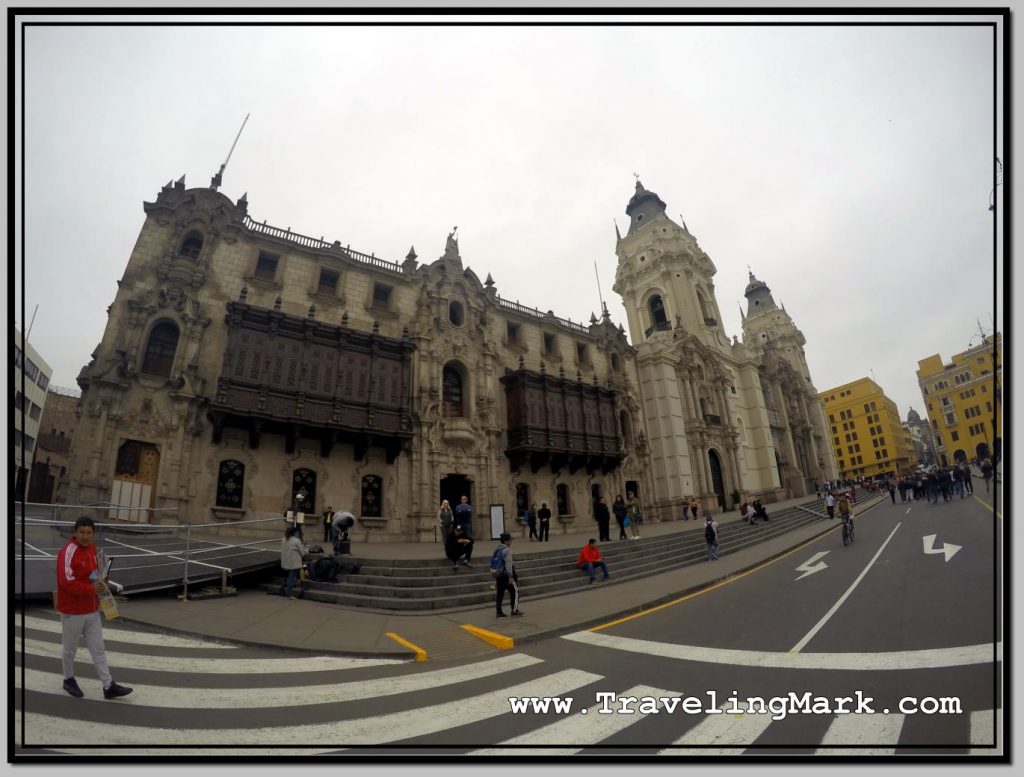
<box><xmin>15</xmin><ymin>505</ymin><xmax>289</xmax><ymax>599</ymax></box>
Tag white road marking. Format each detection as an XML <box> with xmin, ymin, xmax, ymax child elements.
<box><xmin>16</xmin><ymin>615</ymin><xmax>238</xmax><ymax>649</ymax></box>
<box><xmin>906</xmin><ymin>508</ymin><xmax>912</xmax><ymax>514</ymax></box>
<box><xmin>18</xmin><ymin>637</ymin><xmax>406</xmax><ymax>673</ymax></box>
<box><xmin>658</xmin><ymin>703</ymin><xmax>772</xmax><ymax>754</ymax></box>
<box><xmin>814</xmin><ymin>713</ymin><xmax>904</xmax><ymax>755</ymax></box>
<box><xmin>15</xmin><ymin>668</ymin><xmax>602</xmax><ymax>747</ymax></box>
<box><xmin>790</xmin><ymin>522</ymin><xmax>903</xmax><ymax>653</ymax></box>
<box><xmin>562</xmin><ymin>631</ymin><xmax>1002</xmax><ymax>671</ymax></box>
<box><xmin>922</xmin><ymin>534</ymin><xmax>962</xmax><ymax>563</ymax></box>
<box><xmin>795</xmin><ymin>551</ymin><xmax>830</xmax><ymax>581</ymax></box>
<box><xmin>969</xmin><ymin>709</ymin><xmax>1002</xmax><ymax>755</ymax></box>
<box><xmin>471</xmin><ymin>684</ymin><xmax>680</xmax><ymax>755</ymax></box>
<box><xmin>15</xmin><ymin>654</ymin><xmax>543</xmax><ymax>706</ymax></box>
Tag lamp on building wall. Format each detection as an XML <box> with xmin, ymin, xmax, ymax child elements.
<box><xmin>989</xmin><ymin>157</ymin><xmax>1002</xmax><ymax>212</ymax></box>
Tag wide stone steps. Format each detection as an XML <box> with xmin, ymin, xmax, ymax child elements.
<box><xmin>259</xmin><ymin>492</ymin><xmax>860</xmax><ymax>613</ymax></box>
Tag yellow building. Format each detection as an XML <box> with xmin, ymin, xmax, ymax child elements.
<box><xmin>916</xmin><ymin>333</ymin><xmax>1002</xmax><ymax>466</ymax></box>
<box><xmin>819</xmin><ymin>378</ymin><xmax>915</xmax><ymax>479</ymax></box>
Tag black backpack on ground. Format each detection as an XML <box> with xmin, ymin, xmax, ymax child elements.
<box><xmin>309</xmin><ymin>557</ymin><xmax>341</xmax><ymax>583</ymax></box>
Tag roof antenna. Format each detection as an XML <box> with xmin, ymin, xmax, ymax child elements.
<box><xmin>211</xmin><ymin>113</ymin><xmax>250</xmax><ymax>190</ymax></box>
<box><xmin>594</xmin><ymin>261</ymin><xmax>607</xmax><ymax>317</ymax></box>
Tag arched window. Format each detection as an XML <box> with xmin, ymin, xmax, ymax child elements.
<box><xmin>650</xmin><ymin>295</ymin><xmax>667</xmax><ymax>324</ymax></box>
<box><xmin>556</xmin><ymin>483</ymin><xmax>570</xmax><ymax>516</ymax></box>
<box><xmin>361</xmin><ymin>474</ymin><xmax>382</xmax><ymax>517</ymax></box>
<box><xmin>610</xmin><ymin>353</ymin><xmax>622</xmax><ymax>372</ymax></box>
<box><xmin>449</xmin><ymin>300</ymin><xmax>464</xmax><ymax>326</ymax></box>
<box><xmin>179</xmin><ymin>232</ymin><xmax>204</xmax><ymax>259</ymax></box>
<box><xmin>141</xmin><ymin>321</ymin><xmax>180</xmax><ymax>377</ymax></box>
<box><xmin>216</xmin><ymin>460</ymin><xmax>245</xmax><ymax>508</ymax></box>
<box><xmin>443</xmin><ymin>364</ymin><xmax>464</xmax><ymax>417</ymax></box>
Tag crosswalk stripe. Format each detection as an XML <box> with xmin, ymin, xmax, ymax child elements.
<box><xmin>969</xmin><ymin>709</ymin><xmax>1002</xmax><ymax>754</ymax></box>
<box><xmin>814</xmin><ymin>713</ymin><xmax>904</xmax><ymax>754</ymax></box>
<box><xmin>658</xmin><ymin>704</ymin><xmax>773</xmax><ymax>754</ymax></box>
<box><xmin>16</xmin><ymin>615</ymin><xmax>238</xmax><ymax>650</ymax></box>
<box><xmin>18</xmin><ymin>637</ymin><xmax>406</xmax><ymax>673</ymax></box>
<box><xmin>471</xmin><ymin>684</ymin><xmax>680</xmax><ymax>755</ymax></box>
<box><xmin>563</xmin><ymin>631</ymin><xmax>1002</xmax><ymax>671</ymax></box>
<box><xmin>15</xmin><ymin>668</ymin><xmax>603</xmax><ymax>747</ymax></box>
<box><xmin>15</xmin><ymin>654</ymin><xmax>544</xmax><ymax>705</ymax></box>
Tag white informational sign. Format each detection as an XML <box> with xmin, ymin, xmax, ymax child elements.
<box><xmin>489</xmin><ymin>504</ymin><xmax>505</xmax><ymax>539</ymax></box>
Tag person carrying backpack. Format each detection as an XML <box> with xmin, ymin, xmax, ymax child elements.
<box><xmin>704</xmin><ymin>513</ymin><xmax>719</xmax><ymax>561</ymax></box>
<box><xmin>490</xmin><ymin>532</ymin><xmax>523</xmax><ymax>618</ymax></box>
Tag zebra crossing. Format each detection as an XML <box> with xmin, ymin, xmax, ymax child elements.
<box><xmin>14</xmin><ymin>611</ymin><xmax>1001</xmax><ymax>755</ymax></box>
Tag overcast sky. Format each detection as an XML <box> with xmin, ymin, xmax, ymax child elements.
<box><xmin>16</xmin><ymin>14</ymin><xmax>1002</xmax><ymax>422</ymax></box>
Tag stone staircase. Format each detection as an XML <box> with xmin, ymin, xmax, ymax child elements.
<box><xmin>262</xmin><ymin>492</ymin><xmax>867</xmax><ymax>614</ymax></box>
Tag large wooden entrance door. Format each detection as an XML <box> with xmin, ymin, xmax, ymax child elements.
<box><xmin>708</xmin><ymin>449</ymin><xmax>726</xmax><ymax>510</ymax></box>
<box><xmin>110</xmin><ymin>440</ymin><xmax>160</xmax><ymax>522</ymax></box>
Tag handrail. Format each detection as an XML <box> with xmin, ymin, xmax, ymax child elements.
<box><xmin>496</xmin><ymin>296</ymin><xmax>589</xmax><ymax>334</ymax></box>
<box><xmin>242</xmin><ymin>216</ymin><xmax>405</xmax><ymax>276</ymax></box>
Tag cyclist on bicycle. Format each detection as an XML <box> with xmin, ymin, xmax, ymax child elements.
<box><xmin>838</xmin><ymin>492</ymin><xmax>854</xmax><ymax>533</ymax></box>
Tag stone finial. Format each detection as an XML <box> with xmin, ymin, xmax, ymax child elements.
<box><xmin>341</xmin><ymin>311</ymin><xmax>349</xmax><ymax>326</ymax></box>
<box><xmin>174</xmin><ymin>174</ymin><xmax>186</xmax><ymax>190</ymax></box>
<box><xmin>239</xmin><ymin>286</ymin><xmax>248</xmax><ymax>302</ymax></box>
<box><xmin>590</xmin><ymin>312</ymin><xmax>598</xmax><ymax>324</ymax></box>
<box><xmin>308</xmin><ymin>304</ymin><xmax>316</xmax><ymax>318</ymax></box>
<box><xmin>373</xmin><ymin>321</ymin><xmax>380</xmax><ymax>334</ymax></box>
<box><xmin>559</xmin><ymin>366</ymin><xmax>565</xmax><ymax>380</ymax></box>
<box><xmin>518</xmin><ymin>354</ymin><xmax>525</xmax><ymax>369</ymax></box>
<box><xmin>484</xmin><ymin>273</ymin><xmax>494</xmax><ymax>288</ymax></box>
<box><xmin>406</xmin><ymin>245</ymin><xmax>417</xmax><ymax>260</ymax></box>
<box><xmin>273</xmin><ymin>295</ymin><xmax>282</xmax><ymax>311</ymax></box>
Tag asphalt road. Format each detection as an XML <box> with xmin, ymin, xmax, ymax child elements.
<box><xmin>14</xmin><ymin>491</ymin><xmax>1001</xmax><ymax>757</ymax></box>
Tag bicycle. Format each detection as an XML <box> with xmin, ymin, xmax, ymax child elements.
<box><xmin>841</xmin><ymin>513</ymin><xmax>855</xmax><ymax>546</ymax></box>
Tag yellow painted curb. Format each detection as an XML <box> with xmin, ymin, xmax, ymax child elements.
<box><xmin>461</xmin><ymin>624</ymin><xmax>514</xmax><ymax>650</ymax></box>
<box><xmin>385</xmin><ymin>632</ymin><xmax>428</xmax><ymax>662</ymax></box>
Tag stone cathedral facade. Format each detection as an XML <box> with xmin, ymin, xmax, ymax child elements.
<box><xmin>64</xmin><ymin>175</ymin><xmax>834</xmax><ymax>540</ymax></box>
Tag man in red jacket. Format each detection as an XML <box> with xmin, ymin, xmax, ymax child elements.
<box><xmin>577</xmin><ymin>538</ymin><xmax>610</xmax><ymax>584</ymax></box>
<box><xmin>55</xmin><ymin>516</ymin><xmax>132</xmax><ymax>699</ymax></box>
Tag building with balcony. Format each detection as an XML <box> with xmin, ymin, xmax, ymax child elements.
<box><xmin>65</xmin><ymin>174</ymin><xmax>836</xmax><ymax>538</ymax></box>
<box><xmin>819</xmin><ymin>377</ymin><xmax>915</xmax><ymax>479</ymax></box>
<box><xmin>14</xmin><ymin>326</ymin><xmax>53</xmax><ymax>500</ymax></box>
<box><xmin>916</xmin><ymin>333</ymin><xmax>1002</xmax><ymax>466</ymax></box>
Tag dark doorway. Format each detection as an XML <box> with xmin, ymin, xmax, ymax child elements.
<box><xmin>440</xmin><ymin>474</ymin><xmax>472</xmax><ymax>513</ymax></box>
<box><xmin>709</xmin><ymin>449</ymin><xmax>726</xmax><ymax>509</ymax></box>
<box><xmin>292</xmin><ymin>468</ymin><xmax>317</xmax><ymax>515</ymax></box>
<box><xmin>625</xmin><ymin>480</ymin><xmax>639</xmax><ymax>502</ymax></box>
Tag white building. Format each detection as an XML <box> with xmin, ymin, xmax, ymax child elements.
<box><xmin>15</xmin><ymin>326</ymin><xmax>53</xmax><ymax>499</ymax></box>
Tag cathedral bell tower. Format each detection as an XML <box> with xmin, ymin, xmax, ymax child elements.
<box><xmin>612</xmin><ymin>179</ymin><xmax>749</xmax><ymax>516</ymax></box>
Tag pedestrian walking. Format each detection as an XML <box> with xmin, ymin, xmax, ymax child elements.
<box><xmin>981</xmin><ymin>458</ymin><xmax>993</xmax><ymax>493</ymax></box>
<box><xmin>576</xmin><ymin>538</ymin><xmax>610</xmax><ymax>583</ymax></box>
<box><xmin>593</xmin><ymin>497</ymin><xmax>612</xmax><ymax>542</ymax></box>
<box><xmin>612</xmin><ymin>495</ymin><xmax>628</xmax><ymax>540</ymax></box>
<box><xmin>526</xmin><ymin>503</ymin><xmax>539</xmax><ymax>541</ymax></box>
<box><xmin>961</xmin><ymin>463</ymin><xmax>974</xmax><ymax>495</ymax></box>
<box><xmin>492</xmin><ymin>532</ymin><xmax>523</xmax><ymax>617</ymax></box>
<box><xmin>445</xmin><ymin>524</ymin><xmax>474</xmax><ymax>568</ymax></box>
<box><xmin>437</xmin><ymin>499</ymin><xmax>454</xmax><ymax>541</ymax></box>
<box><xmin>625</xmin><ymin>491</ymin><xmax>642</xmax><ymax>539</ymax></box>
<box><xmin>56</xmin><ymin>516</ymin><xmax>133</xmax><ymax>700</ymax></box>
<box><xmin>705</xmin><ymin>513</ymin><xmax>720</xmax><ymax>561</ymax></box>
<box><xmin>537</xmin><ymin>502</ymin><xmax>552</xmax><ymax>542</ymax></box>
<box><xmin>689</xmin><ymin>497</ymin><xmax>700</xmax><ymax>520</ymax></box>
<box><xmin>888</xmin><ymin>482</ymin><xmax>896</xmax><ymax>504</ymax></box>
<box><xmin>824</xmin><ymin>492</ymin><xmax>836</xmax><ymax>519</ymax></box>
<box><xmin>279</xmin><ymin>526</ymin><xmax>305</xmax><ymax>599</ymax></box>
<box><xmin>454</xmin><ymin>495</ymin><xmax>473</xmax><ymax>538</ymax></box>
